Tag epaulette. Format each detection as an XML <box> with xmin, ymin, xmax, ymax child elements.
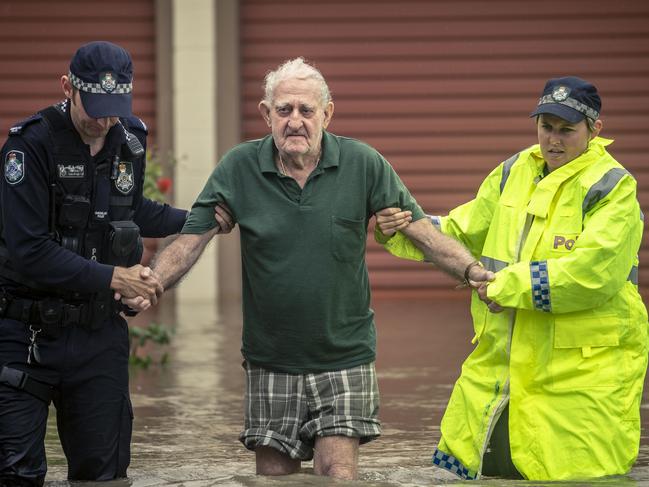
<box><xmin>8</xmin><ymin>114</ymin><xmax>42</xmax><ymax>136</ymax></box>
<box><xmin>122</xmin><ymin>115</ymin><xmax>148</xmax><ymax>135</ymax></box>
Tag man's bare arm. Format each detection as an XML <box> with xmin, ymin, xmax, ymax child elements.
<box><xmin>152</xmin><ymin>228</ymin><xmax>219</xmax><ymax>290</ymax></box>
<box><xmin>401</xmin><ymin>218</ymin><xmax>493</xmax><ymax>284</ymax></box>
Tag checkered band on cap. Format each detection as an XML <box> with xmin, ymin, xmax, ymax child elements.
<box><xmin>432</xmin><ymin>449</ymin><xmax>477</xmax><ymax>480</ymax></box>
<box><xmin>69</xmin><ymin>72</ymin><xmax>132</xmax><ymax>94</ymax></box>
<box><xmin>537</xmin><ymin>94</ymin><xmax>599</xmax><ymax>120</ymax></box>
<box><xmin>530</xmin><ymin>260</ymin><xmax>552</xmax><ymax>312</ymax></box>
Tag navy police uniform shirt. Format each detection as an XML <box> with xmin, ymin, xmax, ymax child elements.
<box><xmin>0</xmin><ymin>100</ymin><xmax>187</xmax><ymax>293</ymax></box>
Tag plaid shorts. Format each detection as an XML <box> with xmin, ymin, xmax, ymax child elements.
<box><xmin>239</xmin><ymin>361</ymin><xmax>381</xmax><ymax>460</ymax></box>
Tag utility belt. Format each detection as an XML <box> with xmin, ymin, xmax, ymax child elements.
<box><xmin>0</xmin><ymin>217</ymin><xmax>142</xmax><ymax>333</ymax></box>
<box><xmin>0</xmin><ymin>290</ymin><xmax>116</xmax><ymax>335</ymax></box>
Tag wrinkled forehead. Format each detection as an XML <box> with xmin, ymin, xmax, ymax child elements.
<box><xmin>272</xmin><ymin>78</ymin><xmax>323</xmax><ymax>106</ymax></box>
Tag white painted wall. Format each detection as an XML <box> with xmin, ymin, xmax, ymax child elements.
<box><xmin>172</xmin><ymin>0</ymin><xmax>218</xmax><ymax>303</ymax></box>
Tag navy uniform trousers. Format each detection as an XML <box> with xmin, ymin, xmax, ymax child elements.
<box><xmin>0</xmin><ymin>314</ymin><xmax>132</xmax><ymax>486</ymax></box>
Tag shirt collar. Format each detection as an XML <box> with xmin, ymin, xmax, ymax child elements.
<box><xmin>527</xmin><ymin>136</ymin><xmax>615</xmax><ymax>218</ymax></box>
<box><xmin>259</xmin><ymin>131</ymin><xmax>340</xmax><ymax>173</ymax></box>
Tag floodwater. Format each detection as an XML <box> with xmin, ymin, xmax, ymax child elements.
<box><xmin>42</xmin><ymin>296</ymin><xmax>649</xmax><ymax>486</ymax></box>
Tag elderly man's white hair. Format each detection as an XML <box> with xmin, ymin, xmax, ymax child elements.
<box><xmin>263</xmin><ymin>57</ymin><xmax>332</xmax><ymax>106</ymax></box>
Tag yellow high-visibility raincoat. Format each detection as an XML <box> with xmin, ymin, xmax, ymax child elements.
<box><xmin>379</xmin><ymin>137</ymin><xmax>648</xmax><ymax>480</ymax></box>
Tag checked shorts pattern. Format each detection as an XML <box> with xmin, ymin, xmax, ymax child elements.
<box><xmin>239</xmin><ymin>361</ymin><xmax>381</xmax><ymax>460</ymax></box>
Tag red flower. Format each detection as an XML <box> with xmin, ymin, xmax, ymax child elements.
<box><xmin>156</xmin><ymin>177</ymin><xmax>172</xmax><ymax>194</ymax></box>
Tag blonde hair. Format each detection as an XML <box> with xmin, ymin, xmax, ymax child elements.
<box><xmin>585</xmin><ymin>117</ymin><xmax>598</xmax><ymax>133</ymax></box>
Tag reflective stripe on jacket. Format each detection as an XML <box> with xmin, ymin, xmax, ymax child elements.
<box><xmin>379</xmin><ymin>137</ymin><xmax>649</xmax><ymax>480</ymax></box>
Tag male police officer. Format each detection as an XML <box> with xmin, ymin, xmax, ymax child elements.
<box><xmin>0</xmin><ymin>41</ymin><xmax>188</xmax><ymax>485</ymax></box>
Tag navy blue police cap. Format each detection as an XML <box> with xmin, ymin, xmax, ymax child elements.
<box><xmin>68</xmin><ymin>41</ymin><xmax>133</xmax><ymax>119</ymax></box>
<box><xmin>530</xmin><ymin>76</ymin><xmax>601</xmax><ymax>123</ymax></box>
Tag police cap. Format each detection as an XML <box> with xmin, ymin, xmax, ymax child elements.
<box><xmin>530</xmin><ymin>76</ymin><xmax>601</xmax><ymax>123</ymax></box>
<box><xmin>69</xmin><ymin>41</ymin><xmax>133</xmax><ymax>119</ymax></box>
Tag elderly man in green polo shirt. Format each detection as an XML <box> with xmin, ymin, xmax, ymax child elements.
<box><xmin>129</xmin><ymin>57</ymin><xmax>492</xmax><ymax>480</ymax></box>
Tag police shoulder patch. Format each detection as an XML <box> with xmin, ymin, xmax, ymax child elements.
<box><xmin>5</xmin><ymin>150</ymin><xmax>25</xmax><ymax>185</ymax></box>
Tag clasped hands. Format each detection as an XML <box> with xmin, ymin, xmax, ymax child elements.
<box><xmin>465</xmin><ymin>267</ymin><xmax>504</xmax><ymax>314</ymax></box>
<box><xmin>111</xmin><ymin>264</ymin><xmax>162</xmax><ymax>311</ymax></box>
<box><xmin>375</xmin><ymin>207</ymin><xmax>504</xmax><ymax>313</ymax></box>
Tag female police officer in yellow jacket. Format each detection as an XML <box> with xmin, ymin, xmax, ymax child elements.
<box><xmin>376</xmin><ymin>77</ymin><xmax>648</xmax><ymax>480</ymax></box>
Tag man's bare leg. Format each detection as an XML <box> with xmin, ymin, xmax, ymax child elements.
<box><xmin>255</xmin><ymin>446</ymin><xmax>301</xmax><ymax>475</ymax></box>
<box><xmin>313</xmin><ymin>436</ymin><xmax>360</xmax><ymax>480</ymax></box>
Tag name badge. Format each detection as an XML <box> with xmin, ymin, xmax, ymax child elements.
<box><xmin>57</xmin><ymin>164</ymin><xmax>85</xmax><ymax>179</ymax></box>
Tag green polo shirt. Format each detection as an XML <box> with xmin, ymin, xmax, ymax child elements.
<box><xmin>182</xmin><ymin>131</ymin><xmax>425</xmax><ymax>373</ymax></box>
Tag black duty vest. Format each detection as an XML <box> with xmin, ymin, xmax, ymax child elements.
<box><xmin>0</xmin><ymin>101</ymin><xmax>145</xmax><ymax>297</ymax></box>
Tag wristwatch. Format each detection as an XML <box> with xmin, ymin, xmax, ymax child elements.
<box><xmin>462</xmin><ymin>260</ymin><xmax>483</xmax><ymax>287</ymax></box>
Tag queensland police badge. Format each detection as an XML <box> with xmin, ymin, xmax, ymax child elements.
<box><xmin>100</xmin><ymin>71</ymin><xmax>117</xmax><ymax>93</ymax></box>
<box><xmin>551</xmin><ymin>86</ymin><xmax>570</xmax><ymax>102</ymax></box>
<box><xmin>4</xmin><ymin>150</ymin><xmax>25</xmax><ymax>185</ymax></box>
<box><xmin>115</xmin><ymin>161</ymin><xmax>134</xmax><ymax>194</ymax></box>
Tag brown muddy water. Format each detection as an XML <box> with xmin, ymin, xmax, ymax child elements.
<box><xmin>42</xmin><ymin>297</ymin><xmax>649</xmax><ymax>486</ymax></box>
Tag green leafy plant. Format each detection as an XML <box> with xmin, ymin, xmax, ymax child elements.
<box><xmin>129</xmin><ymin>322</ymin><xmax>174</xmax><ymax>369</ymax></box>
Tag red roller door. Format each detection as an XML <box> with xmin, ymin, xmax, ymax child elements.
<box><xmin>0</xmin><ymin>1</ymin><xmax>157</xmax><ymax>143</ymax></box>
<box><xmin>241</xmin><ymin>0</ymin><xmax>649</xmax><ymax>298</ymax></box>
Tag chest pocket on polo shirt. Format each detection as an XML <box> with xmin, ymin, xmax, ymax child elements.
<box><xmin>331</xmin><ymin>215</ymin><xmax>365</xmax><ymax>263</ymax></box>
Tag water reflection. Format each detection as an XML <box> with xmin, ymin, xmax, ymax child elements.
<box><xmin>43</xmin><ymin>296</ymin><xmax>649</xmax><ymax>486</ymax></box>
